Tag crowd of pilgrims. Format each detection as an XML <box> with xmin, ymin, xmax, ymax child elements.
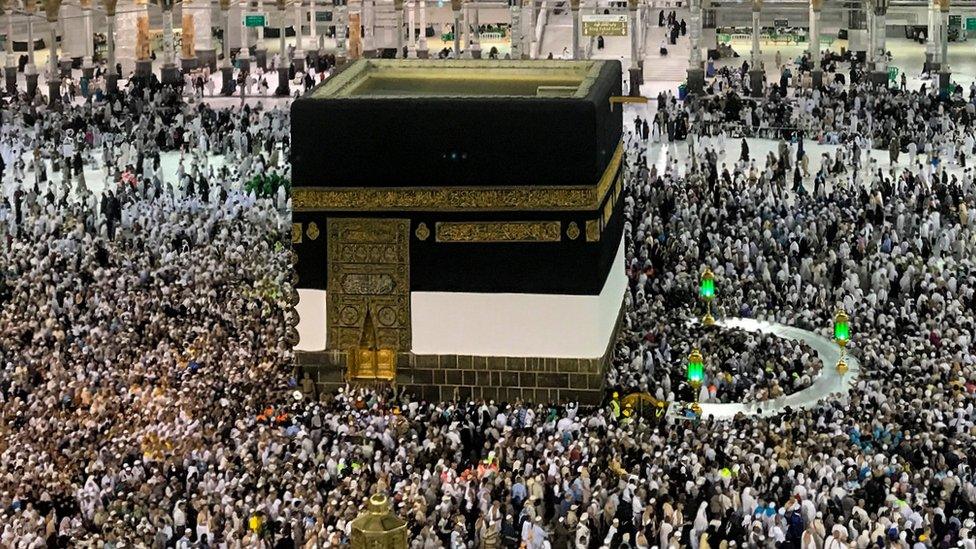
<box><xmin>647</xmin><ymin>55</ymin><xmax>976</xmax><ymax>171</ymax></box>
<box><xmin>613</xmin><ymin>323</ymin><xmax>823</xmax><ymax>405</ymax></box>
<box><xmin>0</xmin><ymin>67</ymin><xmax>975</xmax><ymax>549</ymax></box>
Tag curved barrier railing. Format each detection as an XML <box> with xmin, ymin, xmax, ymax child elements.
<box><xmin>668</xmin><ymin>317</ymin><xmax>860</xmax><ymax>420</ymax></box>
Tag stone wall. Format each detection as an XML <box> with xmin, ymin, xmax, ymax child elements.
<box><xmin>295</xmin><ymin>305</ymin><xmax>622</xmax><ymax>406</ymax></box>
<box><xmin>296</xmin><ymin>350</ymin><xmax>609</xmax><ymax>405</ymax></box>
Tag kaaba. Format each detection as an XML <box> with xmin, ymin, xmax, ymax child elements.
<box><xmin>291</xmin><ymin>59</ymin><xmax>626</xmax><ymax>404</ymax></box>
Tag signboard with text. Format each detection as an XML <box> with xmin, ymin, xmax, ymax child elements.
<box><xmin>244</xmin><ymin>13</ymin><xmax>267</xmax><ymax>27</ymax></box>
<box><xmin>582</xmin><ymin>14</ymin><xmax>628</xmax><ymax>37</ymax></box>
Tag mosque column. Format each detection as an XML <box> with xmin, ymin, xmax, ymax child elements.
<box><xmin>416</xmin><ymin>0</ymin><xmax>426</xmax><ymax>57</ymax></box>
<box><xmin>236</xmin><ymin>0</ymin><xmax>250</xmax><ymax>72</ymax></box>
<box><xmin>134</xmin><ymin>0</ymin><xmax>153</xmax><ymax>79</ymax></box>
<box><xmin>44</xmin><ymin>0</ymin><xmax>63</xmax><ymax>104</ymax></box>
<box><xmin>808</xmin><ymin>0</ymin><xmax>821</xmax><ymax>88</ymax></box>
<box><xmin>293</xmin><ymin>0</ymin><xmax>305</xmax><ymax>70</ymax></box>
<box><xmin>56</xmin><ymin>4</ymin><xmax>73</xmax><ymax>77</ymax></box>
<box><xmin>864</xmin><ymin>0</ymin><xmax>874</xmax><ymax>70</ymax></box>
<box><xmin>509</xmin><ymin>0</ymin><xmax>521</xmax><ymax>59</ymax></box>
<box><xmin>81</xmin><ymin>0</ymin><xmax>94</xmax><ymax>78</ymax></box>
<box><xmin>102</xmin><ymin>0</ymin><xmax>118</xmax><ymax>92</ymax></box>
<box><xmin>255</xmin><ymin>0</ymin><xmax>268</xmax><ymax>69</ymax></box>
<box><xmin>937</xmin><ymin>0</ymin><xmax>950</xmax><ymax>92</ymax></box>
<box><xmin>4</xmin><ymin>2</ymin><xmax>17</xmax><ymax>95</ymax></box>
<box><xmin>393</xmin><ymin>0</ymin><xmax>404</xmax><ymax>57</ymax></box>
<box><xmin>469</xmin><ymin>1</ymin><xmax>480</xmax><ymax>58</ymax></box>
<box><xmin>361</xmin><ymin>0</ymin><xmax>373</xmax><ymax>57</ymax></box>
<box><xmin>25</xmin><ymin>0</ymin><xmax>38</xmax><ymax>98</ymax></box>
<box><xmin>335</xmin><ymin>0</ymin><xmax>347</xmax><ymax>63</ymax></box>
<box><xmin>686</xmin><ymin>0</ymin><xmax>704</xmax><ymax>95</ymax></box>
<box><xmin>407</xmin><ymin>0</ymin><xmax>415</xmax><ymax>57</ymax></box>
<box><xmin>748</xmin><ymin>0</ymin><xmax>763</xmax><ymax>97</ymax></box>
<box><xmin>158</xmin><ymin>0</ymin><xmax>181</xmax><ymax>84</ymax></box>
<box><xmin>627</xmin><ymin>0</ymin><xmax>639</xmax><ymax>96</ymax></box>
<box><xmin>180</xmin><ymin>0</ymin><xmax>198</xmax><ymax>72</ymax></box>
<box><xmin>307</xmin><ymin>0</ymin><xmax>319</xmax><ymax>64</ymax></box>
<box><xmin>274</xmin><ymin>0</ymin><xmax>289</xmax><ymax>94</ymax></box>
<box><xmin>526</xmin><ymin>0</ymin><xmax>534</xmax><ymax>58</ymax></box>
<box><xmin>925</xmin><ymin>0</ymin><xmax>936</xmax><ymax>71</ymax></box>
<box><xmin>450</xmin><ymin>0</ymin><xmax>460</xmax><ymax>57</ymax></box>
<box><xmin>219</xmin><ymin>0</ymin><xmax>236</xmax><ymax>93</ymax></box>
<box><xmin>868</xmin><ymin>0</ymin><xmax>888</xmax><ymax>86</ymax></box>
<box><xmin>569</xmin><ymin>0</ymin><xmax>578</xmax><ymax>59</ymax></box>
<box><xmin>180</xmin><ymin>0</ymin><xmax>200</xmax><ymax>72</ymax></box>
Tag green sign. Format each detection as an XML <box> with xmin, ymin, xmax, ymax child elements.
<box><xmin>967</xmin><ymin>17</ymin><xmax>976</xmax><ymax>31</ymax></box>
<box><xmin>244</xmin><ymin>14</ymin><xmax>266</xmax><ymax>27</ymax></box>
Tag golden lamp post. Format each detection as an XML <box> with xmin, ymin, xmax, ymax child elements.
<box><xmin>687</xmin><ymin>349</ymin><xmax>705</xmax><ymax>417</ymax></box>
<box><xmin>833</xmin><ymin>310</ymin><xmax>850</xmax><ymax>374</ymax></box>
<box><xmin>699</xmin><ymin>267</ymin><xmax>716</xmax><ymax>326</ymax></box>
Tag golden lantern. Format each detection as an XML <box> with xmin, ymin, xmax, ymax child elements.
<box><xmin>699</xmin><ymin>267</ymin><xmax>716</xmax><ymax>326</ymax></box>
<box><xmin>350</xmin><ymin>494</ymin><xmax>408</xmax><ymax>549</ymax></box>
<box><xmin>833</xmin><ymin>310</ymin><xmax>850</xmax><ymax>374</ymax></box>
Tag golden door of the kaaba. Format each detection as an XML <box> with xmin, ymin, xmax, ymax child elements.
<box><xmin>326</xmin><ymin>218</ymin><xmax>410</xmax><ymax>382</ymax></box>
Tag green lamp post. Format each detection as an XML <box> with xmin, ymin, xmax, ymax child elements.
<box><xmin>687</xmin><ymin>348</ymin><xmax>705</xmax><ymax>416</ymax></box>
<box><xmin>700</xmin><ymin>267</ymin><xmax>716</xmax><ymax>326</ymax></box>
<box><xmin>834</xmin><ymin>310</ymin><xmax>850</xmax><ymax>374</ymax></box>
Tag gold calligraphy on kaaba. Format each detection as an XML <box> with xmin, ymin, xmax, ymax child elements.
<box><xmin>293</xmin><ymin>142</ymin><xmax>623</xmax><ymax>213</ymax></box>
<box><xmin>435</xmin><ymin>222</ymin><xmax>562</xmax><ymax>243</ymax></box>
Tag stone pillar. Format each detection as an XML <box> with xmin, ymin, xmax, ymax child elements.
<box><xmin>627</xmin><ymin>0</ymin><xmax>639</xmax><ymax>95</ymax></box>
<box><xmin>275</xmin><ymin>0</ymin><xmax>289</xmax><ymax>94</ymax></box>
<box><xmin>220</xmin><ymin>0</ymin><xmax>235</xmax><ymax>93</ymax></box>
<box><xmin>254</xmin><ymin>0</ymin><xmax>267</xmax><ymax>69</ymax></box>
<box><xmin>335</xmin><ymin>0</ymin><xmax>347</xmax><ymax>63</ymax></box>
<box><xmin>293</xmin><ymin>0</ymin><xmax>305</xmax><ymax>69</ymax></box>
<box><xmin>925</xmin><ymin>0</ymin><xmax>936</xmax><ymax>71</ymax></box>
<box><xmin>25</xmin><ymin>1</ymin><xmax>38</xmax><ymax>97</ymax></box>
<box><xmin>192</xmin><ymin>0</ymin><xmax>216</xmax><ymax>69</ymax></box>
<box><xmin>236</xmin><ymin>0</ymin><xmax>250</xmax><ymax>72</ymax></box>
<box><xmin>416</xmin><ymin>0</ymin><xmax>427</xmax><ymax>57</ymax></box>
<box><xmin>134</xmin><ymin>0</ymin><xmax>153</xmax><ymax>78</ymax></box>
<box><xmin>938</xmin><ymin>0</ymin><xmax>950</xmax><ymax>90</ymax></box>
<box><xmin>394</xmin><ymin>0</ymin><xmax>404</xmax><ymax>57</ymax></box>
<box><xmin>56</xmin><ymin>4</ymin><xmax>74</xmax><ymax>76</ymax></box>
<box><xmin>407</xmin><ymin>0</ymin><xmax>415</xmax><ymax>57</ymax></box>
<box><xmin>569</xmin><ymin>0</ymin><xmax>579</xmax><ymax>59</ymax></box>
<box><xmin>159</xmin><ymin>0</ymin><xmax>180</xmax><ymax>83</ymax></box>
<box><xmin>469</xmin><ymin>1</ymin><xmax>480</xmax><ymax>58</ymax></box>
<box><xmin>361</xmin><ymin>0</ymin><xmax>373</xmax><ymax>56</ymax></box>
<box><xmin>451</xmin><ymin>0</ymin><xmax>460</xmax><ymax>57</ymax></box>
<box><xmin>509</xmin><ymin>0</ymin><xmax>521</xmax><ymax>59</ymax></box>
<box><xmin>748</xmin><ymin>0</ymin><xmax>763</xmax><ymax>97</ymax></box>
<box><xmin>103</xmin><ymin>0</ymin><xmax>118</xmax><ymax>93</ymax></box>
<box><xmin>81</xmin><ymin>0</ymin><xmax>94</xmax><ymax>75</ymax></box>
<box><xmin>4</xmin><ymin>5</ymin><xmax>17</xmax><ymax>95</ymax></box>
<box><xmin>865</xmin><ymin>0</ymin><xmax>875</xmax><ymax>70</ymax></box>
<box><xmin>181</xmin><ymin>1</ymin><xmax>198</xmax><ymax>71</ymax></box>
<box><xmin>809</xmin><ymin>0</ymin><xmax>822</xmax><ymax>87</ymax></box>
<box><xmin>869</xmin><ymin>0</ymin><xmax>888</xmax><ymax>86</ymax></box>
<box><xmin>44</xmin><ymin>0</ymin><xmax>63</xmax><ymax>103</ymax></box>
<box><xmin>701</xmin><ymin>0</ymin><xmax>717</xmax><ymax>53</ymax></box>
<box><xmin>686</xmin><ymin>0</ymin><xmax>703</xmax><ymax>94</ymax></box>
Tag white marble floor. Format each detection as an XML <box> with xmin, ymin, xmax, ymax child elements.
<box><xmin>668</xmin><ymin>318</ymin><xmax>860</xmax><ymax>420</ymax></box>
